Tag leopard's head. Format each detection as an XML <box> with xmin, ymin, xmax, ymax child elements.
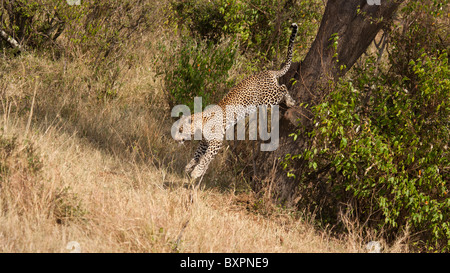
<box><xmin>172</xmin><ymin>115</ymin><xmax>193</xmax><ymax>144</ymax></box>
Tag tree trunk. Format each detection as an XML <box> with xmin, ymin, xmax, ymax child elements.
<box><xmin>255</xmin><ymin>0</ymin><xmax>403</xmax><ymax>203</ymax></box>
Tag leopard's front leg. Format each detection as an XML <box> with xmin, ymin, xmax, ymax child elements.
<box><xmin>185</xmin><ymin>139</ymin><xmax>208</xmax><ymax>173</ymax></box>
<box><xmin>190</xmin><ymin>139</ymin><xmax>223</xmax><ymax>179</ymax></box>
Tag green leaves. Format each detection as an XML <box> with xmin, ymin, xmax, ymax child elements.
<box><xmin>284</xmin><ymin>49</ymin><xmax>449</xmax><ymax>251</ymax></box>
<box><xmin>169</xmin><ymin>0</ymin><xmax>323</xmax><ymax>66</ymax></box>
<box><xmin>157</xmin><ymin>37</ymin><xmax>237</xmax><ymax>111</ymax></box>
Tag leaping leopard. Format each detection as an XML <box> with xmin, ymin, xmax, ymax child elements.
<box><xmin>173</xmin><ymin>23</ymin><xmax>298</xmax><ymax>179</ymax></box>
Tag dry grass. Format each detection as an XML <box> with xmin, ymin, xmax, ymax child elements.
<box><xmin>0</xmin><ymin>117</ymin><xmax>354</xmax><ymax>253</ymax></box>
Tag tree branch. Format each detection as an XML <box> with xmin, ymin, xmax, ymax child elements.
<box><xmin>0</xmin><ymin>29</ymin><xmax>24</xmax><ymax>52</ymax></box>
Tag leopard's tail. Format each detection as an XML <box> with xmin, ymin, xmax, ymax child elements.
<box><xmin>273</xmin><ymin>23</ymin><xmax>298</xmax><ymax>78</ymax></box>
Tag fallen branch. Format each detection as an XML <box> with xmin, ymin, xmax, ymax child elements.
<box><xmin>0</xmin><ymin>29</ymin><xmax>24</xmax><ymax>52</ymax></box>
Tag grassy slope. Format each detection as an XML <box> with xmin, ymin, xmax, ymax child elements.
<box><xmin>0</xmin><ymin>117</ymin><xmax>356</xmax><ymax>252</ymax></box>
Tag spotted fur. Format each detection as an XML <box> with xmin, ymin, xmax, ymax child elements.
<box><xmin>174</xmin><ymin>23</ymin><xmax>298</xmax><ymax>179</ymax></box>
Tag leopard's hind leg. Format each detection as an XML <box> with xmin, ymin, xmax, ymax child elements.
<box><xmin>279</xmin><ymin>84</ymin><xmax>296</xmax><ymax>107</ymax></box>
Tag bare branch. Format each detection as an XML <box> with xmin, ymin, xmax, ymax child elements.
<box><xmin>0</xmin><ymin>28</ymin><xmax>24</xmax><ymax>52</ymax></box>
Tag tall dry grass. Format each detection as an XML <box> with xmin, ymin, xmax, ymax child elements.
<box><xmin>0</xmin><ymin>116</ymin><xmax>372</xmax><ymax>252</ymax></box>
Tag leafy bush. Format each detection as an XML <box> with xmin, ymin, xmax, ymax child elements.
<box><xmin>68</xmin><ymin>0</ymin><xmax>153</xmax><ymax>55</ymax></box>
<box><xmin>239</xmin><ymin>0</ymin><xmax>322</xmax><ymax>62</ymax></box>
<box><xmin>169</xmin><ymin>0</ymin><xmax>322</xmax><ymax>65</ymax></box>
<box><xmin>284</xmin><ymin>51</ymin><xmax>449</xmax><ymax>251</ymax></box>
<box><xmin>389</xmin><ymin>0</ymin><xmax>449</xmax><ymax>80</ymax></box>
<box><xmin>170</xmin><ymin>0</ymin><xmax>247</xmax><ymax>43</ymax></box>
<box><xmin>1</xmin><ymin>0</ymin><xmax>155</xmax><ymax>61</ymax></box>
<box><xmin>0</xmin><ymin>0</ymin><xmax>68</xmax><ymax>51</ymax></box>
<box><xmin>156</xmin><ymin>36</ymin><xmax>237</xmax><ymax>110</ymax></box>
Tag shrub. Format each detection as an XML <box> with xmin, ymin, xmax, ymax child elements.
<box><xmin>284</xmin><ymin>51</ymin><xmax>449</xmax><ymax>251</ymax></box>
<box><xmin>156</xmin><ymin>36</ymin><xmax>237</xmax><ymax>110</ymax></box>
<box><xmin>170</xmin><ymin>0</ymin><xmax>247</xmax><ymax>44</ymax></box>
<box><xmin>0</xmin><ymin>0</ymin><xmax>68</xmax><ymax>51</ymax></box>
<box><xmin>169</xmin><ymin>0</ymin><xmax>322</xmax><ymax>66</ymax></box>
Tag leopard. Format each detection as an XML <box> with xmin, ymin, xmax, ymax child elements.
<box><xmin>173</xmin><ymin>23</ymin><xmax>298</xmax><ymax>179</ymax></box>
